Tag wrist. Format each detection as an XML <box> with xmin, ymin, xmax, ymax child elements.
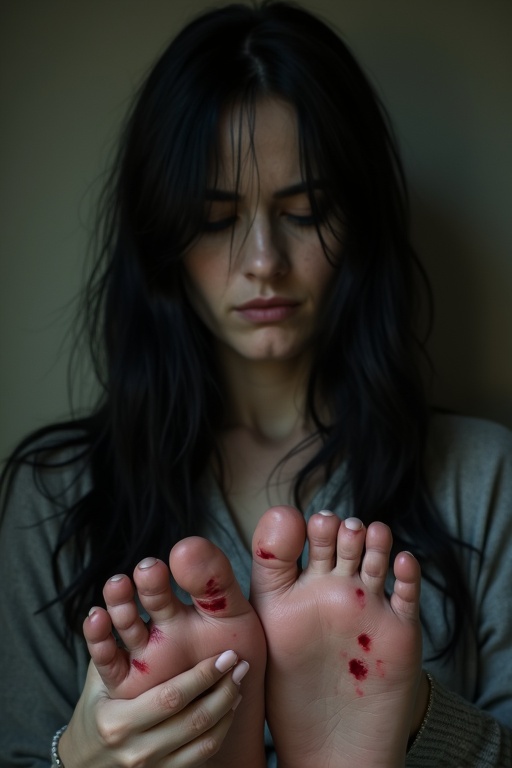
<box><xmin>51</xmin><ymin>725</ymin><xmax>67</xmax><ymax>768</ymax></box>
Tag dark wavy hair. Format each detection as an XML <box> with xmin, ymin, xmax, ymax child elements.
<box><xmin>1</xmin><ymin>1</ymin><xmax>472</xmax><ymax>657</ymax></box>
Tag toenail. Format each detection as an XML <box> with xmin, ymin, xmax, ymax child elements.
<box><xmin>138</xmin><ymin>557</ymin><xmax>158</xmax><ymax>569</ymax></box>
<box><xmin>345</xmin><ymin>517</ymin><xmax>363</xmax><ymax>531</ymax></box>
<box><xmin>232</xmin><ymin>660</ymin><xmax>250</xmax><ymax>684</ymax></box>
<box><xmin>215</xmin><ymin>650</ymin><xmax>238</xmax><ymax>673</ymax></box>
<box><xmin>318</xmin><ymin>509</ymin><xmax>335</xmax><ymax>516</ymax></box>
<box><xmin>109</xmin><ymin>574</ymin><xmax>124</xmax><ymax>582</ymax></box>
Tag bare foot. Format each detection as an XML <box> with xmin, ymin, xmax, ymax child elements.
<box><xmin>250</xmin><ymin>506</ymin><xmax>422</xmax><ymax>768</ymax></box>
<box><xmin>84</xmin><ymin>537</ymin><xmax>266</xmax><ymax>767</ymax></box>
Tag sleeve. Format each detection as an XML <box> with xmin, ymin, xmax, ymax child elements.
<box><xmin>407</xmin><ymin>677</ymin><xmax>511</xmax><ymax>767</ymax></box>
<box><xmin>0</xmin><ymin>460</ymin><xmax>90</xmax><ymax>768</ymax></box>
<box><xmin>406</xmin><ymin>416</ymin><xmax>512</xmax><ymax>767</ymax></box>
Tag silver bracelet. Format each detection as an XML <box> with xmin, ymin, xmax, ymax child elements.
<box><xmin>50</xmin><ymin>725</ymin><xmax>67</xmax><ymax>768</ymax></box>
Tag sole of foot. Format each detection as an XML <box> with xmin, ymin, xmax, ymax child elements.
<box><xmin>251</xmin><ymin>505</ymin><xmax>422</xmax><ymax>768</ymax></box>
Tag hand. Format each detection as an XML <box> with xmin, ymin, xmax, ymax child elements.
<box><xmin>59</xmin><ymin>653</ymin><xmax>245</xmax><ymax>768</ymax></box>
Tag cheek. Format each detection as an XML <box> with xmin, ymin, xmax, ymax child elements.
<box><xmin>307</xmin><ymin>256</ymin><xmax>337</xmax><ymax>298</ymax></box>
<box><xmin>183</xmin><ymin>256</ymin><xmax>230</xmax><ymax>329</ymax></box>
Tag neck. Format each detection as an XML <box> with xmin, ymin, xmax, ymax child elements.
<box><xmin>217</xmin><ymin>345</ymin><xmax>313</xmax><ymax>442</ymax></box>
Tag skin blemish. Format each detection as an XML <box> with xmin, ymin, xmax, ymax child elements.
<box><xmin>256</xmin><ymin>547</ymin><xmax>276</xmax><ymax>560</ymax></box>
<box><xmin>358</xmin><ymin>633</ymin><xmax>371</xmax><ymax>651</ymax></box>
<box><xmin>355</xmin><ymin>588</ymin><xmax>366</xmax><ymax>607</ymax></box>
<box><xmin>376</xmin><ymin>659</ymin><xmax>385</xmax><ymax>677</ymax></box>
<box><xmin>148</xmin><ymin>625</ymin><xmax>164</xmax><ymax>644</ymax></box>
<box><xmin>196</xmin><ymin>596</ymin><xmax>227</xmax><ymax>612</ymax></box>
<box><xmin>131</xmin><ymin>659</ymin><xmax>149</xmax><ymax>674</ymax></box>
<box><xmin>349</xmin><ymin>658</ymin><xmax>368</xmax><ymax>681</ymax></box>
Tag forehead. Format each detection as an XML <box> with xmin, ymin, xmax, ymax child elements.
<box><xmin>212</xmin><ymin>97</ymin><xmax>302</xmax><ymax>188</ymax></box>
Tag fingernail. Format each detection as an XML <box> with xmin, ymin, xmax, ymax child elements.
<box><xmin>403</xmin><ymin>550</ymin><xmax>415</xmax><ymax>558</ymax></box>
<box><xmin>318</xmin><ymin>509</ymin><xmax>335</xmax><ymax>516</ymax></box>
<box><xmin>138</xmin><ymin>557</ymin><xmax>158</xmax><ymax>569</ymax></box>
<box><xmin>109</xmin><ymin>574</ymin><xmax>124</xmax><ymax>582</ymax></box>
<box><xmin>345</xmin><ymin>517</ymin><xmax>363</xmax><ymax>531</ymax></box>
<box><xmin>215</xmin><ymin>650</ymin><xmax>238</xmax><ymax>673</ymax></box>
<box><xmin>232</xmin><ymin>693</ymin><xmax>242</xmax><ymax>711</ymax></box>
<box><xmin>231</xmin><ymin>660</ymin><xmax>250</xmax><ymax>684</ymax></box>
<box><xmin>88</xmin><ymin>606</ymin><xmax>100</xmax><ymax>617</ymax></box>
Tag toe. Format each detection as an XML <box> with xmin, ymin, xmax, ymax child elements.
<box><xmin>83</xmin><ymin>606</ymin><xmax>130</xmax><ymax>688</ymax></box>
<box><xmin>359</xmin><ymin>521</ymin><xmax>393</xmax><ymax>594</ymax></box>
<box><xmin>83</xmin><ymin>606</ymin><xmax>114</xmax><ymax>659</ymax></box>
<box><xmin>333</xmin><ymin>517</ymin><xmax>366</xmax><ymax>577</ymax></box>
<box><xmin>305</xmin><ymin>510</ymin><xmax>341</xmax><ymax>575</ymax></box>
<box><xmin>250</xmin><ymin>505</ymin><xmax>306</xmax><ymax>598</ymax></box>
<box><xmin>103</xmin><ymin>572</ymin><xmax>150</xmax><ymax>652</ymax></box>
<box><xmin>170</xmin><ymin>537</ymin><xmax>252</xmax><ymax>619</ymax></box>
<box><xmin>133</xmin><ymin>556</ymin><xmax>182</xmax><ymax>626</ymax></box>
<box><xmin>390</xmin><ymin>551</ymin><xmax>421</xmax><ymax>622</ymax></box>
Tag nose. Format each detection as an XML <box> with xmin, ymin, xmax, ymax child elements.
<box><xmin>239</xmin><ymin>217</ymin><xmax>289</xmax><ymax>280</ymax></box>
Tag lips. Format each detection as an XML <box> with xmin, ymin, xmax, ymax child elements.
<box><xmin>235</xmin><ymin>296</ymin><xmax>300</xmax><ymax>323</ymax></box>
<box><xmin>237</xmin><ymin>297</ymin><xmax>298</xmax><ymax>310</ymax></box>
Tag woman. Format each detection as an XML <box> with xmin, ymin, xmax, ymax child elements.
<box><xmin>1</xmin><ymin>3</ymin><xmax>511</xmax><ymax>766</ymax></box>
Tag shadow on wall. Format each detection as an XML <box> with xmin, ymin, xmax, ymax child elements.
<box><xmin>413</xmin><ymin>196</ymin><xmax>512</xmax><ymax>429</ymax></box>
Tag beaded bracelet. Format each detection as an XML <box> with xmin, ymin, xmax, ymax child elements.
<box><xmin>51</xmin><ymin>725</ymin><xmax>67</xmax><ymax>768</ymax></box>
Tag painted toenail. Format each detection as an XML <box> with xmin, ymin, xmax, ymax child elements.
<box><xmin>318</xmin><ymin>509</ymin><xmax>335</xmax><ymax>516</ymax></box>
<box><xmin>138</xmin><ymin>557</ymin><xmax>158</xmax><ymax>569</ymax></box>
<box><xmin>345</xmin><ymin>517</ymin><xmax>363</xmax><ymax>531</ymax></box>
<box><xmin>215</xmin><ymin>650</ymin><xmax>238</xmax><ymax>673</ymax></box>
<box><xmin>232</xmin><ymin>660</ymin><xmax>250</xmax><ymax>684</ymax></box>
<box><xmin>109</xmin><ymin>574</ymin><xmax>124</xmax><ymax>582</ymax></box>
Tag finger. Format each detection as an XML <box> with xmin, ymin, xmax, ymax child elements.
<box><xmin>93</xmin><ymin>665</ymin><xmax>244</xmax><ymax>763</ymax></box>
<box><xmin>159</xmin><ymin>708</ymin><xmax>236</xmax><ymax>768</ymax></box>
<box><xmin>94</xmin><ymin>651</ymin><xmax>245</xmax><ymax>732</ymax></box>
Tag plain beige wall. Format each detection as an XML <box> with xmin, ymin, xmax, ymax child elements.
<box><xmin>1</xmin><ymin>0</ymin><xmax>511</xmax><ymax>460</ymax></box>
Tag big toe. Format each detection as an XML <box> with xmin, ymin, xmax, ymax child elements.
<box><xmin>170</xmin><ymin>536</ymin><xmax>252</xmax><ymax>619</ymax></box>
<box><xmin>250</xmin><ymin>505</ymin><xmax>306</xmax><ymax>598</ymax></box>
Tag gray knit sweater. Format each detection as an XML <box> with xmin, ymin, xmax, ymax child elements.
<box><xmin>0</xmin><ymin>414</ymin><xmax>511</xmax><ymax>766</ymax></box>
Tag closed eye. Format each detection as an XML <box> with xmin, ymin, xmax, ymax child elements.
<box><xmin>203</xmin><ymin>216</ymin><xmax>238</xmax><ymax>233</ymax></box>
<box><xmin>286</xmin><ymin>213</ymin><xmax>318</xmax><ymax>227</ymax></box>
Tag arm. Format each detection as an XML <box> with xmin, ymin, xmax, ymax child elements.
<box><xmin>406</xmin><ymin>416</ymin><xmax>512</xmax><ymax>767</ymax></box>
<box><xmin>407</xmin><ymin>676</ymin><xmax>511</xmax><ymax>767</ymax></box>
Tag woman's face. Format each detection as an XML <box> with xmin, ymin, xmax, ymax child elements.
<box><xmin>183</xmin><ymin>97</ymin><xmax>340</xmax><ymax>369</ymax></box>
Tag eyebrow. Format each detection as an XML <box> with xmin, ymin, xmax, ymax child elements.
<box><xmin>204</xmin><ymin>180</ymin><xmax>325</xmax><ymax>202</ymax></box>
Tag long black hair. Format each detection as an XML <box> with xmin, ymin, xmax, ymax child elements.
<box><xmin>1</xmin><ymin>1</ymin><xmax>471</xmax><ymax>656</ymax></box>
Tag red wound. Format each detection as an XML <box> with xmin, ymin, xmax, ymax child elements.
<box><xmin>358</xmin><ymin>633</ymin><xmax>371</xmax><ymax>651</ymax></box>
<box><xmin>205</xmin><ymin>578</ymin><xmax>221</xmax><ymax>597</ymax></box>
<box><xmin>256</xmin><ymin>547</ymin><xmax>276</xmax><ymax>560</ymax></box>
<box><xmin>132</xmin><ymin>659</ymin><xmax>149</xmax><ymax>674</ymax></box>
<box><xmin>349</xmin><ymin>658</ymin><xmax>368</xmax><ymax>681</ymax></box>
<box><xmin>149</xmin><ymin>625</ymin><xmax>164</xmax><ymax>644</ymax></box>
<box><xmin>196</xmin><ymin>596</ymin><xmax>227</xmax><ymax>612</ymax></box>
<box><xmin>355</xmin><ymin>588</ymin><xmax>366</xmax><ymax>607</ymax></box>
